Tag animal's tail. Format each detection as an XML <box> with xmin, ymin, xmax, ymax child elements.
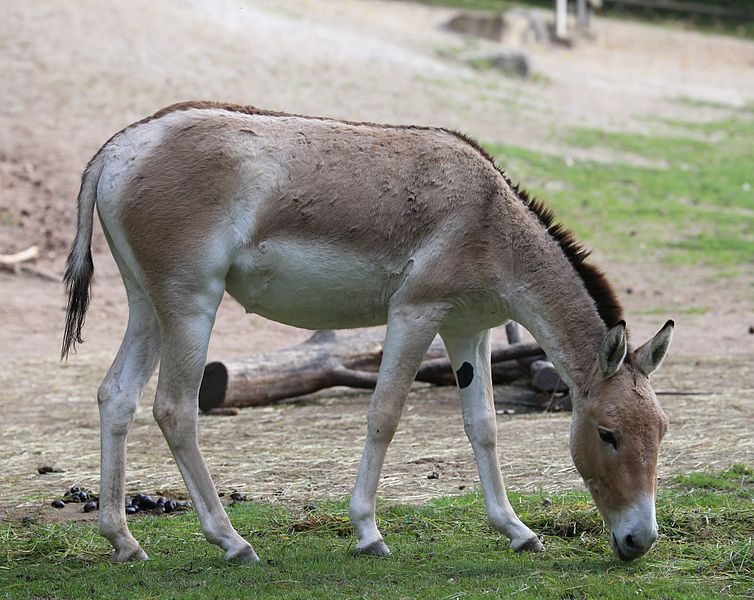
<box><xmin>61</xmin><ymin>154</ymin><xmax>105</xmax><ymax>360</ymax></box>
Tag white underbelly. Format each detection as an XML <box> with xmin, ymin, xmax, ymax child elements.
<box><xmin>225</xmin><ymin>239</ymin><xmax>406</xmax><ymax>329</ymax></box>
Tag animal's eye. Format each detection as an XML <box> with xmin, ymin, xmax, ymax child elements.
<box><xmin>598</xmin><ymin>428</ymin><xmax>618</xmax><ymax>449</ymax></box>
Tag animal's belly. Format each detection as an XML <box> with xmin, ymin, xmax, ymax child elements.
<box><xmin>225</xmin><ymin>239</ymin><xmax>404</xmax><ymax>329</ymax></box>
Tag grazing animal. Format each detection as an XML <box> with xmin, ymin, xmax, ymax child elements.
<box><xmin>62</xmin><ymin>102</ymin><xmax>673</xmax><ymax>564</ymax></box>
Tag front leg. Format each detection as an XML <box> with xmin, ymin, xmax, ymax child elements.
<box><xmin>442</xmin><ymin>330</ymin><xmax>544</xmax><ymax>552</ymax></box>
<box><xmin>349</xmin><ymin>303</ymin><xmax>445</xmax><ymax>555</ymax></box>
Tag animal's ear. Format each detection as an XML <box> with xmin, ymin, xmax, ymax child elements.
<box><xmin>598</xmin><ymin>320</ymin><xmax>627</xmax><ymax>379</ymax></box>
<box><xmin>634</xmin><ymin>320</ymin><xmax>674</xmax><ymax>377</ymax></box>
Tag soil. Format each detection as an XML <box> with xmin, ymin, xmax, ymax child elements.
<box><xmin>0</xmin><ymin>0</ymin><xmax>752</xmax><ymax>522</ymax></box>
<box><xmin>3</xmin><ymin>354</ymin><xmax>752</xmax><ymax>525</ymax></box>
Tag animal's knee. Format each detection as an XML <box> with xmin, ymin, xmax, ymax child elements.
<box><xmin>98</xmin><ymin>377</ymin><xmax>128</xmax><ymax>406</ymax></box>
<box><xmin>152</xmin><ymin>392</ymin><xmax>195</xmax><ymax>435</ymax></box>
<box><xmin>463</xmin><ymin>415</ymin><xmax>497</xmax><ymax>449</ymax></box>
<box><xmin>367</xmin><ymin>412</ymin><xmax>401</xmax><ymax>444</ymax></box>
<box><xmin>152</xmin><ymin>394</ymin><xmax>176</xmax><ymax>429</ymax></box>
<box><xmin>98</xmin><ymin>381</ymin><xmax>139</xmax><ymax>435</ymax></box>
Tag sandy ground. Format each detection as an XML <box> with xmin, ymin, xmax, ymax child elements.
<box><xmin>1</xmin><ymin>0</ymin><xmax>753</xmax><ymax>360</ymax></box>
<box><xmin>0</xmin><ymin>0</ymin><xmax>752</xmax><ymax>519</ymax></box>
<box><xmin>3</xmin><ymin>353</ymin><xmax>752</xmax><ymax>524</ymax></box>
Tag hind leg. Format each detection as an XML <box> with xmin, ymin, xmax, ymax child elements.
<box><xmin>152</xmin><ymin>284</ymin><xmax>257</xmax><ymax>562</ymax></box>
<box><xmin>441</xmin><ymin>330</ymin><xmax>543</xmax><ymax>552</ymax></box>
<box><xmin>98</xmin><ymin>286</ymin><xmax>161</xmax><ymax>562</ymax></box>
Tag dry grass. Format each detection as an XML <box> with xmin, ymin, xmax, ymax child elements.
<box><xmin>0</xmin><ymin>354</ymin><xmax>751</xmax><ymax>523</ymax></box>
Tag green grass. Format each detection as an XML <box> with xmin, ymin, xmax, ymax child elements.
<box><xmin>417</xmin><ymin>0</ymin><xmax>518</xmax><ymax>11</ymax></box>
<box><xmin>0</xmin><ymin>210</ymin><xmax>17</xmax><ymax>227</ymax></box>
<box><xmin>412</xmin><ymin>0</ymin><xmax>754</xmax><ymax>40</ymax></box>
<box><xmin>485</xmin><ymin>113</ymin><xmax>754</xmax><ymax>267</ymax></box>
<box><xmin>598</xmin><ymin>2</ymin><xmax>754</xmax><ymax>41</ymax></box>
<box><xmin>635</xmin><ymin>305</ymin><xmax>708</xmax><ymax>316</ymax></box>
<box><xmin>671</xmin><ymin>97</ymin><xmax>754</xmax><ymax>113</ymax></box>
<box><xmin>1</xmin><ymin>467</ymin><xmax>752</xmax><ymax>599</ymax></box>
<box><xmin>674</xmin><ymin>463</ymin><xmax>754</xmax><ymax>498</ymax></box>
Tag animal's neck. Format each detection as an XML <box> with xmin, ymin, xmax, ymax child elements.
<box><xmin>507</xmin><ymin>263</ymin><xmax>607</xmax><ymax>397</ymax></box>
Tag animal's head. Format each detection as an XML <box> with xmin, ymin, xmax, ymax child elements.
<box><xmin>570</xmin><ymin>320</ymin><xmax>674</xmax><ymax>561</ymax></box>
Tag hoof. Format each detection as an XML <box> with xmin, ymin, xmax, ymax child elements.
<box><xmin>354</xmin><ymin>539</ymin><xmax>391</xmax><ymax>557</ymax></box>
<box><xmin>112</xmin><ymin>546</ymin><xmax>148</xmax><ymax>563</ymax></box>
<box><xmin>226</xmin><ymin>545</ymin><xmax>260</xmax><ymax>563</ymax></box>
<box><xmin>513</xmin><ymin>535</ymin><xmax>544</xmax><ymax>553</ymax></box>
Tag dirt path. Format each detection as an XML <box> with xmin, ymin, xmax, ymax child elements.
<box><xmin>0</xmin><ymin>0</ymin><xmax>752</xmax><ymax>520</ymax></box>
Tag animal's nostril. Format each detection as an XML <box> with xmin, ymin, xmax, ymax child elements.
<box><xmin>624</xmin><ymin>534</ymin><xmax>636</xmax><ymax>549</ymax></box>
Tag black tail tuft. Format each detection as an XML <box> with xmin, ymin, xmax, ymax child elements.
<box><xmin>61</xmin><ymin>248</ymin><xmax>94</xmax><ymax>360</ymax></box>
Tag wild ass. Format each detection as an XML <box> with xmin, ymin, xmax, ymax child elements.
<box><xmin>63</xmin><ymin>101</ymin><xmax>673</xmax><ymax>564</ymax></box>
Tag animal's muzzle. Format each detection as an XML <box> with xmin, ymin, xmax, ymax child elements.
<box><xmin>611</xmin><ymin>530</ymin><xmax>658</xmax><ymax>562</ymax></box>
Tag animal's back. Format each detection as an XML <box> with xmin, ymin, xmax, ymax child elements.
<box><xmin>95</xmin><ymin>104</ymin><xmax>520</xmax><ymax>328</ymax></box>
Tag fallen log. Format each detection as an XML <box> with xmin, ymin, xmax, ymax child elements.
<box><xmin>0</xmin><ymin>245</ymin><xmax>40</xmax><ymax>275</ymax></box>
<box><xmin>0</xmin><ymin>245</ymin><xmax>39</xmax><ymax>267</ymax></box>
<box><xmin>506</xmin><ymin>321</ymin><xmax>565</xmax><ymax>392</ymax></box>
<box><xmin>414</xmin><ymin>341</ymin><xmax>541</xmax><ymax>385</ymax></box>
<box><xmin>198</xmin><ymin>330</ymin><xmax>542</xmax><ymax>412</ymax></box>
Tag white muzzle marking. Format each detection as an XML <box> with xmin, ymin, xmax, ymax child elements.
<box><xmin>609</xmin><ymin>495</ymin><xmax>658</xmax><ymax>561</ymax></box>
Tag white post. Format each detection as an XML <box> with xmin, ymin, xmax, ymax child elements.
<box><xmin>576</xmin><ymin>0</ymin><xmax>590</xmax><ymax>29</ymax></box>
<box><xmin>555</xmin><ymin>0</ymin><xmax>568</xmax><ymax>39</ymax></box>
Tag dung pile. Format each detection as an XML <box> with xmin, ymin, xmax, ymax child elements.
<box><xmin>50</xmin><ymin>486</ymin><xmax>192</xmax><ymax>515</ymax></box>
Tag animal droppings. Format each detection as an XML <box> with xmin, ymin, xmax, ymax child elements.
<box><xmin>61</xmin><ymin>487</ymin><xmax>96</xmax><ymax>504</ymax></box>
<box><xmin>37</xmin><ymin>465</ymin><xmax>64</xmax><ymax>474</ymax></box>
<box><xmin>135</xmin><ymin>495</ymin><xmax>159</xmax><ymax>510</ymax></box>
<box><xmin>48</xmin><ymin>488</ymin><xmax>192</xmax><ymax>516</ymax></box>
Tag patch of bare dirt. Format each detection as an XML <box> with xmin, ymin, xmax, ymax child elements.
<box><xmin>1</xmin><ymin>355</ymin><xmax>751</xmax><ymax>522</ymax></box>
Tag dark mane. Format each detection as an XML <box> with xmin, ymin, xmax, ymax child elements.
<box><xmin>512</xmin><ymin>183</ymin><xmax>624</xmax><ymax>327</ymax></box>
<box><xmin>440</xmin><ymin>130</ymin><xmax>624</xmax><ymax>328</ymax></box>
<box><xmin>111</xmin><ymin>101</ymin><xmax>624</xmax><ymax>327</ymax></box>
